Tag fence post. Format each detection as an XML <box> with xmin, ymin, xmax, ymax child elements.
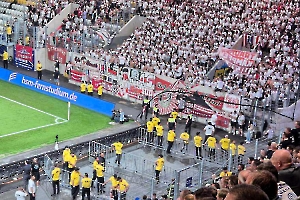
<box><xmin>228</xmin><ymin>149</ymin><xmax>232</xmax><ymax>171</ymax></box>
<box><xmin>150</xmin><ymin>178</ymin><xmax>155</xmax><ymax>198</ymax></box>
<box><xmin>88</xmin><ymin>141</ymin><xmax>91</xmax><ymax>162</ymax></box>
<box><xmin>199</xmin><ymin>159</ymin><xmax>204</xmax><ymax>187</ymax></box>
<box><xmin>174</xmin><ymin>170</ymin><xmax>180</xmax><ymax>200</ymax></box>
<box><xmin>254</xmin><ymin>139</ymin><xmax>259</xmax><ymax>158</ymax></box>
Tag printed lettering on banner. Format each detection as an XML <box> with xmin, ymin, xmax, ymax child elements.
<box><xmin>47</xmin><ymin>45</ymin><xmax>67</xmax><ymax>64</ymax></box>
<box><xmin>223</xmin><ymin>93</ymin><xmax>240</xmax><ymax>113</ymax></box>
<box><xmin>154</xmin><ymin>76</ymin><xmax>172</xmax><ymax>91</ymax></box>
<box><xmin>70</xmin><ymin>70</ymin><xmax>84</xmax><ymax>83</ymax></box>
<box><xmin>14</xmin><ymin>44</ymin><xmax>34</xmax><ymax>70</ymax></box>
<box><xmin>218</xmin><ymin>47</ymin><xmax>258</xmax><ymax>74</ymax></box>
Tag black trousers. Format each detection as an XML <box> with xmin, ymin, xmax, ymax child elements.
<box><xmin>52</xmin><ymin>180</ymin><xmax>60</xmax><ymax>194</ymax></box>
<box><xmin>91</xmin><ymin>170</ymin><xmax>96</xmax><ymax>188</ymax></box>
<box><xmin>96</xmin><ymin>176</ymin><xmax>104</xmax><ymax>193</ymax></box>
<box><xmin>82</xmin><ymin>188</ymin><xmax>90</xmax><ymax>200</ymax></box>
<box><xmin>167</xmin><ymin>141</ymin><xmax>174</xmax><ymax>153</ymax></box>
<box><xmin>29</xmin><ymin>193</ymin><xmax>35</xmax><ymax>200</ymax></box>
<box><xmin>71</xmin><ymin>185</ymin><xmax>80</xmax><ymax>200</ymax></box>
<box><xmin>238</xmin><ymin>154</ymin><xmax>244</xmax><ymax>163</ymax></box>
<box><xmin>37</xmin><ymin>71</ymin><xmax>42</xmax><ymax>80</ymax></box>
<box><xmin>68</xmin><ymin>167</ymin><xmax>74</xmax><ymax>182</ymax></box>
<box><xmin>155</xmin><ymin>170</ymin><xmax>161</xmax><ymax>181</ymax></box>
<box><xmin>147</xmin><ymin>131</ymin><xmax>154</xmax><ymax>143</ymax></box>
<box><xmin>157</xmin><ymin>136</ymin><xmax>163</xmax><ymax>146</ymax></box>
<box><xmin>195</xmin><ymin>146</ymin><xmax>202</xmax><ymax>158</ymax></box>
<box><xmin>3</xmin><ymin>60</ymin><xmax>8</xmax><ymax>69</ymax></box>
<box><xmin>115</xmin><ymin>154</ymin><xmax>122</xmax><ymax>165</ymax></box>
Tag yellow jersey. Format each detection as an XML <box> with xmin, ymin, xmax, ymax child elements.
<box><xmin>155</xmin><ymin>157</ymin><xmax>164</xmax><ymax>171</ymax></box>
<box><xmin>52</xmin><ymin>167</ymin><xmax>61</xmax><ymax>181</ymax></box>
<box><xmin>219</xmin><ymin>138</ymin><xmax>230</xmax><ymax>150</ymax></box>
<box><xmin>180</xmin><ymin>132</ymin><xmax>189</xmax><ymax>143</ymax></box>
<box><xmin>80</xmin><ymin>83</ymin><xmax>86</xmax><ymax>92</ymax></box>
<box><xmin>36</xmin><ymin>63</ymin><xmax>42</xmax><ymax>71</ymax></box>
<box><xmin>87</xmin><ymin>84</ymin><xmax>93</xmax><ymax>92</ymax></box>
<box><xmin>167</xmin><ymin>130</ymin><xmax>176</xmax><ymax>142</ymax></box>
<box><xmin>70</xmin><ymin>171</ymin><xmax>80</xmax><ymax>186</ymax></box>
<box><xmin>207</xmin><ymin>136</ymin><xmax>217</xmax><ymax>149</ymax></box>
<box><xmin>95</xmin><ymin>164</ymin><xmax>104</xmax><ymax>177</ymax></box>
<box><xmin>152</xmin><ymin>117</ymin><xmax>160</xmax><ymax>127</ymax></box>
<box><xmin>25</xmin><ymin>36</ymin><xmax>30</xmax><ymax>45</ymax></box>
<box><xmin>156</xmin><ymin>125</ymin><xmax>164</xmax><ymax>136</ymax></box>
<box><xmin>147</xmin><ymin>121</ymin><xmax>154</xmax><ymax>132</ymax></box>
<box><xmin>6</xmin><ymin>26</ymin><xmax>12</xmax><ymax>35</ymax></box>
<box><xmin>2</xmin><ymin>51</ymin><xmax>8</xmax><ymax>61</ymax></box>
<box><xmin>81</xmin><ymin>177</ymin><xmax>92</xmax><ymax>188</ymax></box>
<box><xmin>230</xmin><ymin>143</ymin><xmax>237</xmax><ymax>155</ymax></box>
<box><xmin>93</xmin><ymin>160</ymin><xmax>98</xmax><ymax>170</ymax></box>
<box><xmin>171</xmin><ymin>111</ymin><xmax>178</xmax><ymax>119</ymax></box>
<box><xmin>194</xmin><ymin>135</ymin><xmax>202</xmax><ymax>147</ymax></box>
<box><xmin>113</xmin><ymin>142</ymin><xmax>123</xmax><ymax>154</ymax></box>
<box><xmin>118</xmin><ymin>179</ymin><xmax>129</xmax><ymax>192</ymax></box>
<box><xmin>98</xmin><ymin>85</ymin><xmax>103</xmax><ymax>95</ymax></box>
<box><xmin>109</xmin><ymin>176</ymin><xmax>119</xmax><ymax>188</ymax></box>
<box><xmin>220</xmin><ymin>171</ymin><xmax>232</xmax><ymax>178</ymax></box>
<box><xmin>63</xmin><ymin>148</ymin><xmax>71</xmax><ymax>162</ymax></box>
<box><xmin>238</xmin><ymin>145</ymin><xmax>246</xmax><ymax>155</ymax></box>
<box><xmin>68</xmin><ymin>155</ymin><xmax>77</xmax><ymax>169</ymax></box>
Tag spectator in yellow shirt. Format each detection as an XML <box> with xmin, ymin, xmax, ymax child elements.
<box><xmin>180</xmin><ymin>130</ymin><xmax>190</xmax><ymax>153</ymax></box>
<box><xmin>167</xmin><ymin>129</ymin><xmax>176</xmax><ymax>154</ymax></box>
<box><xmin>2</xmin><ymin>50</ymin><xmax>8</xmax><ymax>69</ymax></box>
<box><xmin>62</xmin><ymin>146</ymin><xmax>70</xmax><ymax>171</ymax></box>
<box><xmin>91</xmin><ymin>157</ymin><xmax>99</xmax><ymax>188</ymax></box>
<box><xmin>25</xmin><ymin>35</ymin><xmax>30</xmax><ymax>46</ymax></box>
<box><xmin>81</xmin><ymin>173</ymin><xmax>92</xmax><ymax>200</ymax></box>
<box><xmin>156</xmin><ymin>122</ymin><xmax>164</xmax><ymax>147</ymax></box>
<box><xmin>171</xmin><ymin>108</ymin><xmax>178</xmax><ymax>119</ymax></box>
<box><xmin>98</xmin><ymin>85</ymin><xmax>103</xmax><ymax>98</ymax></box>
<box><xmin>219</xmin><ymin>167</ymin><xmax>232</xmax><ymax>178</ymax></box>
<box><xmin>36</xmin><ymin>60</ymin><xmax>42</xmax><ymax>80</ymax></box>
<box><xmin>238</xmin><ymin>142</ymin><xmax>246</xmax><ymax>163</ymax></box>
<box><xmin>70</xmin><ymin>167</ymin><xmax>80</xmax><ymax>200</ymax></box>
<box><xmin>112</xmin><ymin>141</ymin><xmax>123</xmax><ymax>166</ymax></box>
<box><xmin>194</xmin><ymin>132</ymin><xmax>203</xmax><ymax>159</ymax></box>
<box><xmin>146</xmin><ymin>118</ymin><xmax>154</xmax><ymax>144</ymax></box>
<box><xmin>51</xmin><ymin>163</ymin><xmax>61</xmax><ymax>196</ymax></box>
<box><xmin>68</xmin><ymin>153</ymin><xmax>77</xmax><ymax>181</ymax></box>
<box><xmin>117</xmin><ymin>176</ymin><xmax>129</xmax><ymax>199</ymax></box>
<box><xmin>80</xmin><ymin>81</ymin><xmax>86</xmax><ymax>94</ymax></box>
<box><xmin>87</xmin><ymin>82</ymin><xmax>93</xmax><ymax>96</ymax></box>
<box><xmin>155</xmin><ymin>154</ymin><xmax>164</xmax><ymax>183</ymax></box>
<box><xmin>152</xmin><ymin>115</ymin><xmax>160</xmax><ymax>127</ymax></box>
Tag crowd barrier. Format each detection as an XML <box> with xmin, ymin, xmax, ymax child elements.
<box><xmin>0</xmin><ymin>126</ymin><xmax>141</xmax><ymax>192</ymax></box>
<box><xmin>0</xmin><ymin>68</ymin><xmax>115</xmax><ymax>116</ymax></box>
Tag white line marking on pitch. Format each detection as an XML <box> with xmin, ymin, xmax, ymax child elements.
<box><xmin>0</xmin><ymin>120</ymin><xmax>68</xmax><ymax>138</ymax></box>
<box><xmin>0</xmin><ymin>95</ymin><xmax>65</xmax><ymax>120</ymax></box>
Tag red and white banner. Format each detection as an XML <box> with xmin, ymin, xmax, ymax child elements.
<box><xmin>14</xmin><ymin>44</ymin><xmax>34</xmax><ymax>70</ymax></box>
<box><xmin>70</xmin><ymin>69</ymin><xmax>84</xmax><ymax>83</ymax></box>
<box><xmin>47</xmin><ymin>45</ymin><xmax>67</xmax><ymax>64</ymax></box>
<box><xmin>222</xmin><ymin>93</ymin><xmax>240</xmax><ymax>113</ymax></box>
<box><xmin>218</xmin><ymin>47</ymin><xmax>258</xmax><ymax>74</ymax></box>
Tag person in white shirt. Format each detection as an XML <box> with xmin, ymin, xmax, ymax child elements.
<box><xmin>237</xmin><ymin>112</ymin><xmax>245</xmax><ymax>137</ymax></box>
<box><xmin>204</xmin><ymin>122</ymin><xmax>215</xmax><ymax>143</ymax></box>
<box><xmin>15</xmin><ymin>187</ymin><xmax>28</xmax><ymax>200</ymax></box>
<box><xmin>211</xmin><ymin>111</ymin><xmax>218</xmax><ymax>127</ymax></box>
<box><xmin>28</xmin><ymin>175</ymin><xmax>36</xmax><ymax>200</ymax></box>
<box><xmin>230</xmin><ymin>110</ymin><xmax>238</xmax><ymax>135</ymax></box>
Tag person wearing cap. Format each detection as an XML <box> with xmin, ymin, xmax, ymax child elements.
<box><xmin>87</xmin><ymin>82</ymin><xmax>94</xmax><ymax>96</ymax></box>
<box><xmin>53</xmin><ymin>68</ymin><xmax>60</xmax><ymax>86</ymax></box>
<box><xmin>81</xmin><ymin>173</ymin><xmax>92</xmax><ymax>200</ymax></box>
<box><xmin>2</xmin><ymin>50</ymin><xmax>8</xmax><ymax>69</ymax></box>
<box><xmin>70</xmin><ymin>167</ymin><xmax>80</xmax><ymax>200</ymax></box>
<box><xmin>219</xmin><ymin>135</ymin><xmax>231</xmax><ymax>159</ymax></box>
<box><xmin>104</xmin><ymin>174</ymin><xmax>119</xmax><ymax>199</ymax></box>
<box><xmin>51</xmin><ymin>163</ymin><xmax>61</xmax><ymax>196</ymax></box>
<box><xmin>155</xmin><ymin>154</ymin><xmax>164</xmax><ymax>184</ymax></box>
<box><xmin>117</xmin><ymin>177</ymin><xmax>129</xmax><ymax>199</ymax></box>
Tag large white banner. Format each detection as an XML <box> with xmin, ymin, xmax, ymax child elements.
<box><xmin>222</xmin><ymin>93</ymin><xmax>240</xmax><ymax>113</ymax></box>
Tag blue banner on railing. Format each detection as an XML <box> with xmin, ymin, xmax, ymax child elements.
<box><xmin>0</xmin><ymin>68</ymin><xmax>115</xmax><ymax>116</ymax></box>
<box><xmin>14</xmin><ymin>44</ymin><xmax>35</xmax><ymax>70</ymax></box>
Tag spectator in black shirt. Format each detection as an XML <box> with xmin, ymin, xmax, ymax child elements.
<box><xmin>266</xmin><ymin>142</ymin><xmax>277</xmax><ymax>159</ymax></box>
<box><xmin>31</xmin><ymin>158</ymin><xmax>41</xmax><ymax>187</ymax></box>
<box><xmin>279</xmin><ymin>132</ymin><xmax>292</xmax><ymax>150</ymax></box>
<box><xmin>291</xmin><ymin>121</ymin><xmax>300</xmax><ymax>146</ymax></box>
<box><xmin>23</xmin><ymin>160</ymin><xmax>31</xmax><ymax>191</ymax></box>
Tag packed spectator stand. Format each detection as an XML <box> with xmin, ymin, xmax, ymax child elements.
<box><xmin>1</xmin><ymin>0</ymin><xmax>300</xmax><ymax>199</ymax></box>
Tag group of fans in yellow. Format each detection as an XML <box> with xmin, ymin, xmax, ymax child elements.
<box><xmin>54</xmin><ymin>142</ymin><xmax>129</xmax><ymax>200</ymax></box>
<box><xmin>80</xmin><ymin>81</ymin><xmax>103</xmax><ymax>97</ymax></box>
<box><xmin>146</xmin><ymin>109</ymin><xmax>246</xmax><ymax>161</ymax></box>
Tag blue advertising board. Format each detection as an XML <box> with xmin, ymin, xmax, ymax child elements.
<box><xmin>0</xmin><ymin>68</ymin><xmax>115</xmax><ymax>116</ymax></box>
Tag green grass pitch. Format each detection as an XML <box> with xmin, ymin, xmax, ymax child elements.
<box><xmin>0</xmin><ymin>80</ymin><xmax>111</xmax><ymax>157</ymax></box>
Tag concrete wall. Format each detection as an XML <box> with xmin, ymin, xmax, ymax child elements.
<box><xmin>115</xmin><ymin>15</ymin><xmax>146</xmax><ymax>38</ymax></box>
